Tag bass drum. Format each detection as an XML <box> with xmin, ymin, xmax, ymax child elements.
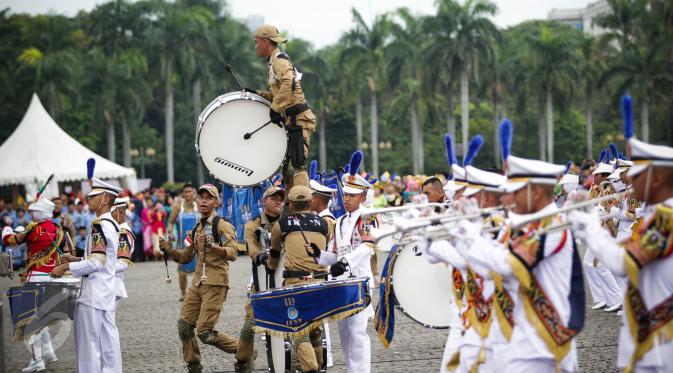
<box><xmin>195</xmin><ymin>92</ymin><xmax>287</xmax><ymax>187</ymax></box>
<box><xmin>390</xmin><ymin>239</ymin><xmax>453</xmax><ymax>328</ymax></box>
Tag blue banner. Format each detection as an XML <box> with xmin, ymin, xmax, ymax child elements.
<box><xmin>374</xmin><ymin>244</ymin><xmax>400</xmax><ymax>347</ymax></box>
<box><xmin>250</xmin><ymin>278</ymin><xmax>369</xmax><ymax>338</ymax></box>
<box><xmin>322</xmin><ymin>171</ymin><xmax>346</xmax><ymax>218</ymax></box>
<box><xmin>220</xmin><ymin>182</ymin><xmax>269</xmax><ymax>241</ymax></box>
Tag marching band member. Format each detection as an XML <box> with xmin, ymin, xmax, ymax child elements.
<box><xmin>160</xmin><ymin>183</ymin><xmax>239</xmax><ymax>373</ymax></box>
<box><xmin>167</xmin><ymin>184</ymin><xmax>199</xmax><ymax>301</ymax></box>
<box><xmin>247</xmin><ymin>24</ymin><xmax>317</xmax><ymax>190</ymax></box>
<box><xmin>111</xmin><ymin>197</ymin><xmax>134</xmax><ymax>309</ymax></box>
<box><xmin>51</xmin><ymin>168</ymin><xmax>124</xmax><ymax>373</ymax></box>
<box><xmin>268</xmin><ymin>185</ymin><xmax>330</xmax><ymax>373</ymax></box>
<box><xmin>568</xmin><ymin>96</ymin><xmax>673</xmax><ymax>373</ymax></box>
<box><xmin>585</xmin><ymin>151</ymin><xmax>623</xmax><ymax>312</ymax></box>
<box><xmin>235</xmin><ymin>186</ymin><xmax>284</xmax><ymax>373</ymax></box>
<box><xmin>316</xmin><ymin>151</ymin><xmax>378</xmax><ymax>373</ymax></box>
<box><xmin>2</xmin><ymin>194</ymin><xmax>64</xmax><ymax>372</ymax></box>
<box><xmin>449</xmin><ymin>119</ymin><xmax>585</xmax><ymax>373</ymax></box>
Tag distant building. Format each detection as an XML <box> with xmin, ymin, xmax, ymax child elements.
<box><xmin>547</xmin><ymin>0</ymin><xmax>611</xmax><ymax>36</ymax></box>
<box><xmin>242</xmin><ymin>15</ymin><xmax>264</xmax><ymax>32</ymax></box>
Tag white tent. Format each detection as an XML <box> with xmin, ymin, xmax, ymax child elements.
<box><xmin>0</xmin><ymin>93</ymin><xmax>138</xmax><ymax>199</ymax></box>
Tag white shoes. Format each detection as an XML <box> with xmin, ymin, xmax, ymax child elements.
<box><xmin>605</xmin><ymin>303</ymin><xmax>622</xmax><ymax>312</ymax></box>
<box><xmin>43</xmin><ymin>352</ymin><xmax>58</xmax><ymax>363</ymax></box>
<box><xmin>591</xmin><ymin>301</ymin><xmax>607</xmax><ymax>310</ymax></box>
<box><xmin>21</xmin><ymin>359</ymin><xmax>45</xmax><ymax>372</ymax></box>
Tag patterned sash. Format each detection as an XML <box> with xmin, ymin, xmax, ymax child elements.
<box><xmin>452</xmin><ymin>267</ymin><xmax>465</xmax><ymax>310</ymax></box>
<box><xmin>621</xmin><ymin>204</ymin><xmax>673</xmax><ymax>371</ymax></box>
<box><xmin>25</xmin><ymin>223</ymin><xmax>64</xmax><ymax>275</ymax></box>
<box><xmin>465</xmin><ymin>268</ymin><xmax>493</xmax><ymax>339</ymax></box>
<box><xmin>508</xmin><ymin>217</ymin><xmax>584</xmax><ymax>364</ymax></box>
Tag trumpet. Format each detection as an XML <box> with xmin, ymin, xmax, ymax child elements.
<box><xmin>361</xmin><ymin>202</ymin><xmax>450</xmax><ymax>218</ymax></box>
<box><xmin>510</xmin><ymin>190</ymin><xmax>627</xmax><ymax>229</ymax></box>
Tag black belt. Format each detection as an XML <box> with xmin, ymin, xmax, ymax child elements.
<box><xmin>282</xmin><ymin>269</ymin><xmax>328</xmax><ymax>279</ymax></box>
<box><xmin>285</xmin><ymin>102</ymin><xmax>309</xmax><ymax>117</ymax></box>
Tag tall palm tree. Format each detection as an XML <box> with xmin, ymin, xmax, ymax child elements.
<box><xmin>339</xmin><ymin>8</ymin><xmax>391</xmax><ymax>177</ymax></box>
<box><xmin>596</xmin><ymin>0</ymin><xmax>673</xmax><ymax>142</ymax></box>
<box><xmin>145</xmin><ymin>0</ymin><xmax>213</xmax><ymax>182</ymax></box>
<box><xmin>578</xmin><ymin>35</ymin><xmax>611</xmax><ymax>159</ymax></box>
<box><xmin>388</xmin><ymin>8</ymin><xmax>432</xmax><ymax>174</ymax></box>
<box><xmin>436</xmin><ymin>0</ymin><xmax>500</xmax><ymax>159</ymax></box>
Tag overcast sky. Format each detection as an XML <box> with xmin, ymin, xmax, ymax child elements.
<box><xmin>1</xmin><ymin>0</ymin><xmax>593</xmax><ymax>47</ymax></box>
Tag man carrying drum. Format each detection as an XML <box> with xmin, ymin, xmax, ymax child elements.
<box><xmin>267</xmin><ymin>185</ymin><xmax>330</xmax><ymax>373</ymax></box>
<box><xmin>245</xmin><ymin>24</ymin><xmax>317</xmax><ymax>191</ymax></box>
<box><xmin>2</xmin><ymin>196</ymin><xmax>64</xmax><ymax>372</ymax></box>
<box><xmin>160</xmin><ymin>183</ymin><xmax>239</xmax><ymax>373</ymax></box>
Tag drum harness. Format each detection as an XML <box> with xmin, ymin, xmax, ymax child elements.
<box><xmin>272</xmin><ymin>52</ymin><xmax>310</xmax><ymax>170</ymax></box>
<box><xmin>280</xmin><ymin>213</ymin><xmax>330</xmax><ymax>280</ymax></box>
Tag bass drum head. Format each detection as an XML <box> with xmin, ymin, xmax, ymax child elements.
<box><xmin>391</xmin><ymin>241</ymin><xmax>453</xmax><ymax>328</ymax></box>
<box><xmin>197</xmin><ymin>93</ymin><xmax>287</xmax><ymax>187</ymax></box>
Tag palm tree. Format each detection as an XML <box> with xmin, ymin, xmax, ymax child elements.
<box><xmin>388</xmin><ymin>8</ymin><xmax>431</xmax><ymax>174</ymax></box>
<box><xmin>596</xmin><ymin>0</ymin><xmax>673</xmax><ymax>142</ymax></box>
<box><xmin>436</xmin><ymin>0</ymin><xmax>500</xmax><ymax>159</ymax></box>
<box><xmin>145</xmin><ymin>0</ymin><xmax>213</xmax><ymax>182</ymax></box>
<box><xmin>578</xmin><ymin>35</ymin><xmax>611</xmax><ymax>159</ymax></box>
<box><xmin>339</xmin><ymin>8</ymin><xmax>392</xmax><ymax>177</ymax></box>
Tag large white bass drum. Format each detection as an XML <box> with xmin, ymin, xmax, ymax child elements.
<box><xmin>391</xmin><ymin>238</ymin><xmax>453</xmax><ymax>328</ymax></box>
<box><xmin>195</xmin><ymin>92</ymin><xmax>287</xmax><ymax>187</ymax></box>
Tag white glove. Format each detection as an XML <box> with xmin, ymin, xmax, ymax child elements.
<box><xmin>567</xmin><ymin>209</ymin><xmax>602</xmax><ymax>241</ymax></box>
<box><xmin>446</xmin><ymin>218</ymin><xmax>483</xmax><ymax>251</ymax></box>
<box><xmin>609</xmin><ymin>206</ymin><xmax>621</xmax><ymax>219</ymax></box>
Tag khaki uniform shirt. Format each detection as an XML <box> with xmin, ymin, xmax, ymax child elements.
<box><xmin>268</xmin><ymin>210</ymin><xmax>327</xmax><ymax>274</ymax></box>
<box><xmin>257</xmin><ymin>48</ymin><xmax>316</xmax><ymax>130</ymax></box>
<box><xmin>169</xmin><ymin>212</ymin><xmax>238</xmax><ymax>287</ymax></box>
<box><xmin>244</xmin><ymin>213</ymin><xmax>276</xmax><ymax>260</ymax></box>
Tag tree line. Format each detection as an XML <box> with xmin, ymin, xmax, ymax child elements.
<box><xmin>1</xmin><ymin>0</ymin><xmax>672</xmax><ymax>187</ymax></box>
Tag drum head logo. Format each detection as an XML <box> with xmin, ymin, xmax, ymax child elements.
<box><xmin>287</xmin><ymin>306</ymin><xmax>299</xmax><ymax>320</ymax></box>
<box><xmin>214</xmin><ymin>157</ymin><xmax>254</xmax><ymax>177</ymax></box>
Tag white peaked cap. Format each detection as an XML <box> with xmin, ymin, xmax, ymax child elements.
<box><xmin>87</xmin><ymin>177</ymin><xmax>122</xmax><ymax>197</ymax></box>
<box><xmin>627</xmin><ymin>137</ymin><xmax>673</xmax><ymax>177</ymax></box>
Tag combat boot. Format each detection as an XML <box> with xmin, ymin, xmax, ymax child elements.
<box><xmin>234</xmin><ymin>360</ymin><xmax>253</xmax><ymax>373</ymax></box>
<box><xmin>186</xmin><ymin>363</ymin><xmax>202</xmax><ymax>373</ymax></box>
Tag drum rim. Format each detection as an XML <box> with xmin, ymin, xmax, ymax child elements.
<box><xmin>195</xmin><ymin>91</ymin><xmax>287</xmax><ymax>188</ymax></box>
<box><xmin>389</xmin><ymin>243</ymin><xmax>451</xmax><ymax>329</ymax></box>
<box><xmin>252</xmin><ymin>277</ymin><xmax>369</xmax><ymax>296</ymax></box>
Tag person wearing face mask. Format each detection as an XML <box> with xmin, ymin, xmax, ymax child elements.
<box><xmin>2</xmin><ymin>195</ymin><xmax>65</xmax><ymax>372</ymax></box>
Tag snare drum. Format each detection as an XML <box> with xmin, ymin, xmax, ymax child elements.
<box><xmin>7</xmin><ymin>280</ymin><xmax>80</xmax><ymax>339</ymax></box>
<box><xmin>195</xmin><ymin>92</ymin><xmax>287</xmax><ymax>186</ymax></box>
<box><xmin>389</xmin><ymin>239</ymin><xmax>453</xmax><ymax>328</ymax></box>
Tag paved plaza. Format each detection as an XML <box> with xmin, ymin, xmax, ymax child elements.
<box><xmin>2</xmin><ymin>251</ymin><xmax>621</xmax><ymax>372</ymax></box>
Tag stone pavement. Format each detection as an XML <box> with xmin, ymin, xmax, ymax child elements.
<box><xmin>1</xmin><ymin>251</ymin><xmax>621</xmax><ymax>372</ymax></box>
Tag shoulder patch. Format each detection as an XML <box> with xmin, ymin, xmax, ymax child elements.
<box><xmin>118</xmin><ymin>229</ymin><xmax>134</xmax><ymax>261</ymax></box>
<box><xmin>90</xmin><ymin>223</ymin><xmax>108</xmax><ymax>255</ymax></box>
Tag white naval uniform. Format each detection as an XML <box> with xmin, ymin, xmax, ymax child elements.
<box><xmin>578</xmin><ymin>198</ymin><xmax>673</xmax><ymax>372</ymax></box>
<box><xmin>69</xmin><ymin>212</ymin><xmax>122</xmax><ymax>373</ymax></box>
<box><xmin>318</xmin><ymin>208</ymin><xmax>336</xmax><ymax>368</ymax></box>
<box><xmin>458</xmin><ymin>203</ymin><xmax>581</xmax><ymax>372</ymax></box>
<box><xmin>318</xmin><ymin>206</ymin><xmax>375</xmax><ymax>373</ymax></box>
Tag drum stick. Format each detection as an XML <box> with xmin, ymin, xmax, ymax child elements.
<box><xmin>244</xmin><ymin>120</ymin><xmax>273</xmax><ymax>140</ymax></box>
<box><xmin>224</xmin><ymin>64</ymin><xmax>244</xmax><ymax>91</ymax></box>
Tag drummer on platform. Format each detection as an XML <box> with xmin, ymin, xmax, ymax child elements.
<box><xmin>246</xmin><ymin>24</ymin><xmax>317</xmax><ymax>190</ymax></box>
<box><xmin>235</xmin><ymin>186</ymin><xmax>284</xmax><ymax>373</ymax></box>
<box><xmin>51</xmin><ymin>176</ymin><xmax>124</xmax><ymax>373</ymax></box>
<box><xmin>2</xmin><ymin>195</ymin><xmax>65</xmax><ymax>372</ymax></box>
<box><xmin>268</xmin><ymin>185</ymin><xmax>330</xmax><ymax>373</ymax></box>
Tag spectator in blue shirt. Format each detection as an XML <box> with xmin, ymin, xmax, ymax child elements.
<box><xmin>74</xmin><ymin>226</ymin><xmax>87</xmax><ymax>257</ymax></box>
